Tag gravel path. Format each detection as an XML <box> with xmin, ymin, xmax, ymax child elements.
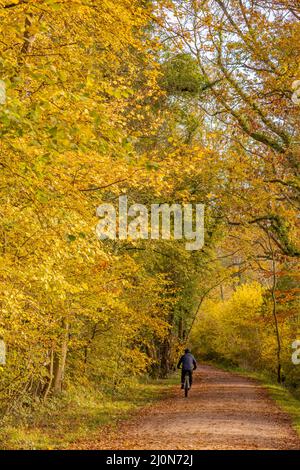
<box><xmin>72</xmin><ymin>364</ymin><xmax>300</xmax><ymax>450</ymax></box>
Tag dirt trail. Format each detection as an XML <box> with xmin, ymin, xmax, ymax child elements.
<box><xmin>74</xmin><ymin>364</ymin><xmax>300</xmax><ymax>450</ymax></box>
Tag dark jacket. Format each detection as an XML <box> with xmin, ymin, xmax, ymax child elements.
<box><xmin>177</xmin><ymin>353</ymin><xmax>197</xmax><ymax>371</ymax></box>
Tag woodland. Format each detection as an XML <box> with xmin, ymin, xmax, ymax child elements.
<box><xmin>0</xmin><ymin>0</ymin><xmax>299</xmax><ymax>443</ymax></box>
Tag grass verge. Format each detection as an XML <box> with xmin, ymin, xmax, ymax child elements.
<box><xmin>0</xmin><ymin>375</ymin><xmax>177</xmax><ymax>450</ymax></box>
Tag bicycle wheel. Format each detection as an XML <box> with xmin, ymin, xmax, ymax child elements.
<box><xmin>184</xmin><ymin>374</ymin><xmax>189</xmax><ymax>397</ymax></box>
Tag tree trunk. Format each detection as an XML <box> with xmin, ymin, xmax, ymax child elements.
<box><xmin>53</xmin><ymin>321</ymin><xmax>69</xmax><ymax>394</ymax></box>
<box><xmin>160</xmin><ymin>337</ymin><xmax>171</xmax><ymax>378</ymax></box>
<box><xmin>268</xmin><ymin>233</ymin><xmax>282</xmax><ymax>384</ymax></box>
<box><xmin>220</xmin><ymin>284</ymin><xmax>224</xmax><ymax>301</ymax></box>
<box><xmin>178</xmin><ymin>316</ymin><xmax>183</xmax><ymax>340</ymax></box>
<box><xmin>43</xmin><ymin>348</ymin><xmax>54</xmax><ymax>401</ymax></box>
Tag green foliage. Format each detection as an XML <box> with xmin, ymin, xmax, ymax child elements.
<box><xmin>161</xmin><ymin>53</ymin><xmax>206</xmax><ymax>96</ymax></box>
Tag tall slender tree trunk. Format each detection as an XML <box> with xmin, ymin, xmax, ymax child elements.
<box><xmin>268</xmin><ymin>233</ymin><xmax>282</xmax><ymax>384</ymax></box>
<box><xmin>53</xmin><ymin>321</ymin><xmax>69</xmax><ymax>394</ymax></box>
<box><xmin>160</xmin><ymin>336</ymin><xmax>171</xmax><ymax>378</ymax></box>
<box><xmin>178</xmin><ymin>316</ymin><xmax>183</xmax><ymax>340</ymax></box>
<box><xmin>220</xmin><ymin>284</ymin><xmax>224</xmax><ymax>301</ymax></box>
<box><xmin>43</xmin><ymin>348</ymin><xmax>54</xmax><ymax>401</ymax></box>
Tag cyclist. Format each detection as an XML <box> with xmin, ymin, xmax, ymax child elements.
<box><xmin>177</xmin><ymin>348</ymin><xmax>197</xmax><ymax>389</ymax></box>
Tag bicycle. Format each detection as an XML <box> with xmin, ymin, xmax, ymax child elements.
<box><xmin>183</xmin><ymin>371</ymin><xmax>190</xmax><ymax>398</ymax></box>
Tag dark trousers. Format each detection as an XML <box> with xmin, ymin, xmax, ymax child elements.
<box><xmin>181</xmin><ymin>369</ymin><xmax>193</xmax><ymax>386</ymax></box>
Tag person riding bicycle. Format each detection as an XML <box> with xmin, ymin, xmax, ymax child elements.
<box><xmin>177</xmin><ymin>348</ymin><xmax>197</xmax><ymax>389</ymax></box>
